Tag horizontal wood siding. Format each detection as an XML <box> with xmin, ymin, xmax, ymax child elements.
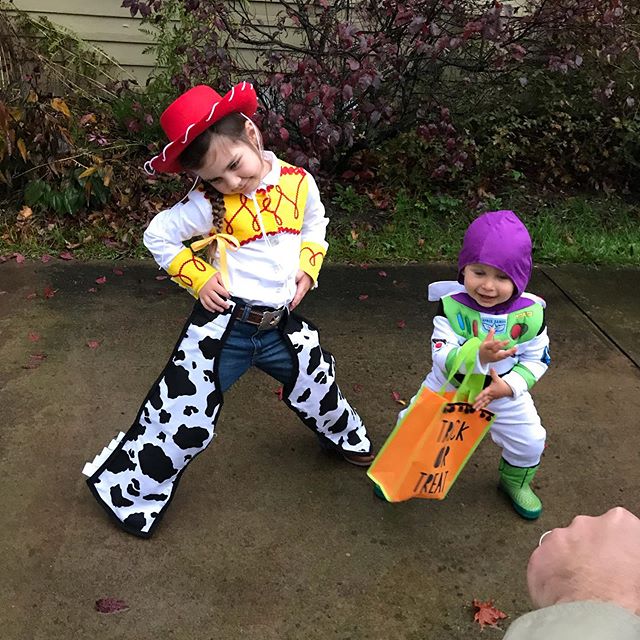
<box><xmin>10</xmin><ymin>0</ymin><xmax>298</xmax><ymax>83</ymax></box>
<box><xmin>11</xmin><ymin>0</ymin><xmax>153</xmax><ymax>84</ymax></box>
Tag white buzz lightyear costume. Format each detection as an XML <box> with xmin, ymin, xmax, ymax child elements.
<box><xmin>399</xmin><ymin>209</ymin><xmax>552</xmax><ymax>519</ymax></box>
<box><xmin>422</xmin><ymin>281</ymin><xmax>550</xmax><ymax>468</ymax></box>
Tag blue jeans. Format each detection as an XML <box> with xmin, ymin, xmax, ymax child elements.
<box><xmin>217</xmin><ymin>319</ymin><xmax>295</xmax><ymax>392</ymax></box>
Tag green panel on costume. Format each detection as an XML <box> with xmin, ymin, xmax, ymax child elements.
<box><xmin>511</xmin><ymin>363</ymin><xmax>537</xmax><ymax>390</ymax></box>
<box><xmin>441</xmin><ymin>296</ymin><xmax>544</xmax><ymax>347</ymax></box>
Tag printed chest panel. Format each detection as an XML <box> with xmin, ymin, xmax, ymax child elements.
<box><xmin>442</xmin><ymin>296</ymin><xmax>544</xmax><ymax>346</ymax></box>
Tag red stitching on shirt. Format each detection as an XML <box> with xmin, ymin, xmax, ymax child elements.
<box><xmin>174</xmin><ymin>255</ymin><xmax>208</xmax><ymax>287</ymax></box>
<box><xmin>300</xmin><ymin>246</ymin><xmax>324</xmax><ymax>266</ymax></box>
<box><xmin>263</xmin><ymin>177</ymin><xmax>305</xmax><ymax>221</ymax></box>
<box><xmin>218</xmin><ymin>170</ymin><xmax>307</xmax><ymax>234</ymax></box>
<box><xmin>280</xmin><ymin>166</ymin><xmax>306</xmax><ymax>176</ymax></box>
<box><xmin>225</xmin><ymin>194</ymin><xmax>260</xmax><ymax>235</ymax></box>
<box><xmin>239</xmin><ymin>228</ymin><xmax>300</xmax><ymax>246</ymax></box>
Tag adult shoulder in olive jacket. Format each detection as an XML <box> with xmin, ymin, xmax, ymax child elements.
<box><xmin>505</xmin><ymin>601</ymin><xmax>640</xmax><ymax>639</ymax></box>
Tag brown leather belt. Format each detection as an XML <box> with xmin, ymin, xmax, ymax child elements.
<box><xmin>231</xmin><ymin>301</ymin><xmax>287</xmax><ymax>330</ymax></box>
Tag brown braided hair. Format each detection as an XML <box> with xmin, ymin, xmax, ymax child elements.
<box><xmin>195</xmin><ymin>180</ymin><xmax>226</xmax><ymax>232</ymax></box>
<box><xmin>187</xmin><ymin>180</ymin><xmax>225</xmax><ymax>262</ymax></box>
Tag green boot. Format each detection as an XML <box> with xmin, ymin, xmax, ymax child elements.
<box><xmin>498</xmin><ymin>459</ymin><xmax>542</xmax><ymax>520</ymax></box>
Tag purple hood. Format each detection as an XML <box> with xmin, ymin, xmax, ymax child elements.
<box><xmin>458</xmin><ymin>209</ymin><xmax>532</xmax><ymax>302</ymax></box>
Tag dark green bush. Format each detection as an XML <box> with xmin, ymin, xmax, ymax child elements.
<box><xmin>468</xmin><ymin>67</ymin><xmax>640</xmax><ymax>192</ymax></box>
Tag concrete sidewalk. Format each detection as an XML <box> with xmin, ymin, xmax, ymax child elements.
<box><xmin>1</xmin><ymin>260</ymin><xmax>639</xmax><ymax>640</ymax></box>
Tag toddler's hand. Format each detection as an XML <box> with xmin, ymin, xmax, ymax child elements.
<box><xmin>198</xmin><ymin>272</ymin><xmax>231</xmax><ymax>313</ymax></box>
<box><xmin>290</xmin><ymin>270</ymin><xmax>313</xmax><ymax>310</ymax></box>
<box><xmin>479</xmin><ymin>327</ymin><xmax>517</xmax><ymax>366</ymax></box>
<box><xmin>472</xmin><ymin>368</ymin><xmax>513</xmax><ymax>410</ymax></box>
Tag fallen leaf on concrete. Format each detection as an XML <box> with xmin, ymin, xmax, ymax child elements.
<box><xmin>155</xmin><ymin>275</ymin><xmax>168</xmax><ymax>281</ymax></box>
<box><xmin>274</xmin><ymin>386</ymin><xmax>284</xmax><ymax>401</ymax></box>
<box><xmin>358</xmin><ymin>294</ymin><xmax>369</xmax><ymax>301</ymax></box>
<box><xmin>472</xmin><ymin>598</ymin><xmax>508</xmax><ymax>630</ymax></box>
<box><xmin>23</xmin><ymin>353</ymin><xmax>47</xmax><ymax>369</ymax></box>
<box><xmin>41</xmin><ymin>254</ymin><xmax>52</xmax><ymax>263</ymax></box>
<box><xmin>95</xmin><ymin>276</ymin><xmax>107</xmax><ymax>285</ymax></box>
<box><xmin>391</xmin><ymin>391</ymin><xmax>407</xmax><ymax>406</ymax></box>
<box><xmin>86</xmin><ymin>340</ymin><xmax>101</xmax><ymax>349</ymax></box>
<box><xmin>113</xmin><ymin>268</ymin><xmax>124</xmax><ymax>276</ymax></box>
<box><xmin>87</xmin><ymin>287</ymin><xmax>98</xmax><ymax>293</ymax></box>
<box><xmin>43</xmin><ymin>285</ymin><xmax>56</xmax><ymax>299</ymax></box>
<box><xmin>396</xmin><ymin>320</ymin><xmax>406</xmax><ymax>329</ymax></box>
<box><xmin>378</xmin><ymin>270</ymin><xmax>388</xmax><ymax>277</ymax></box>
<box><xmin>14</xmin><ymin>253</ymin><xmax>25</xmax><ymax>264</ymax></box>
<box><xmin>28</xmin><ymin>332</ymin><xmax>41</xmax><ymax>342</ymax></box>
<box><xmin>95</xmin><ymin>597</ymin><xmax>129</xmax><ymax>614</ymax></box>
<box><xmin>59</xmin><ymin>251</ymin><xmax>74</xmax><ymax>261</ymax></box>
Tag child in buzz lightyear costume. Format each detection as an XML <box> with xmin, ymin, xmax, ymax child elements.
<box><xmin>421</xmin><ymin>210</ymin><xmax>551</xmax><ymax>519</ymax></box>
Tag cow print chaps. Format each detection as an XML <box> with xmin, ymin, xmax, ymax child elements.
<box><xmin>83</xmin><ymin>301</ymin><xmax>370</xmax><ymax>538</ymax></box>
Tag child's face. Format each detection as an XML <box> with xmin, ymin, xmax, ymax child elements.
<box><xmin>196</xmin><ymin>123</ymin><xmax>267</xmax><ymax>195</ymax></box>
<box><xmin>463</xmin><ymin>263</ymin><xmax>515</xmax><ymax>308</ymax></box>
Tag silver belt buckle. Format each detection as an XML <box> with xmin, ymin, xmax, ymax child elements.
<box><xmin>258</xmin><ymin>308</ymin><xmax>283</xmax><ymax>330</ymax></box>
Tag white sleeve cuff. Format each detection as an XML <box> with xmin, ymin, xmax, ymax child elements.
<box><xmin>475</xmin><ymin>352</ymin><xmax>490</xmax><ymax>375</ymax></box>
<box><xmin>502</xmin><ymin>371</ymin><xmax>529</xmax><ymax>398</ymax></box>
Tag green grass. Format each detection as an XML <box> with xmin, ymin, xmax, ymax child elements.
<box><xmin>1</xmin><ymin>192</ymin><xmax>639</xmax><ymax>266</ymax></box>
<box><xmin>526</xmin><ymin>197</ymin><xmax>640</xmax><ymax>265</ymax></box>
<box><xmin>0</xmin><ymin>217</ymin><xmax>149</xmax><ymax>261</ymax></box>
<box><xmin>327</xmin><ymin>192</ymin><xmax>640</xmax><ymax>266</ymax></box>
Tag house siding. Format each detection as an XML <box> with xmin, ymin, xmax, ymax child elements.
<box><xmin>11</xmin><ymin>0</ymin><xmax>155</xmax><ymax>84</ymax></box>
<box><xmin>9</xmin><ymin>0</ymin><xmax>295</xmax><ymax>84</ymax></box>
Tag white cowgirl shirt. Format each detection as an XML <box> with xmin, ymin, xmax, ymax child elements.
<box><xmin>143</xmin><ymin>150</ymin><xmax>329</xmax><ymax>308</ymax></box>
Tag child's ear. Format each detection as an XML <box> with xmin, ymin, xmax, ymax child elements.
<box><xmin>244</xmin><ymin>118</ymin><xmax>258</xmax><ymax>145</ymax></box>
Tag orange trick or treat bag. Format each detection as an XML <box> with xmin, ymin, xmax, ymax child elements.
<box><xmin>368</xmin><ymin>338</ymin><xmax>495</xmax><ymax>502</ymax></box>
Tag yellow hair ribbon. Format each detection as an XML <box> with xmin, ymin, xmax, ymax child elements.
<box><xmin>190</xmin><ymin>233</ymin><xmax>239</xmax><ymax>291</ymax></box>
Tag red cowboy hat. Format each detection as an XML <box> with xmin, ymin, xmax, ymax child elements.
<box><xmin>144</xmin><ymin>82</ymin><xmax>258</xmax><ymax>175</ymax></box>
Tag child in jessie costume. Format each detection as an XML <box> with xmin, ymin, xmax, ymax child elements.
<box><xmin>422</xmin><ymin>210</ymin><xmax>550</xmax><ymax>519</ymax></box>
<box><xmin>82</xmin><ymin>82</ymin><xmax>373</xmax><ymax>538</ymax></box>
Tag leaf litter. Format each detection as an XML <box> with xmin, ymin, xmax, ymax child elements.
<box><xmin>95</xmin><ymin>597</ymin><xmax>129</xmax><ymax>614</ymax></box>
<box><xmin>472</xmin><ymin>598</ymin><xmax>508</xmax><ymax>630</ymax></box>
<box><xmin>23</xmin><ymin>353</ymin><xmax>47</xmax><ymax>369</ymax></box>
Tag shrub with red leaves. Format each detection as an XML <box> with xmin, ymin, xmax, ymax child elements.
<box><xmin>123</xmin><ymin>0</ymin><xmax>640</xmax><ymax>194</ymax></box>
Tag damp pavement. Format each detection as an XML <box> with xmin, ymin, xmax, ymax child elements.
<box><xmin>1</xmin><ymin>259</ymin><xmax>639</xmax><ymax>639</ymax></box>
